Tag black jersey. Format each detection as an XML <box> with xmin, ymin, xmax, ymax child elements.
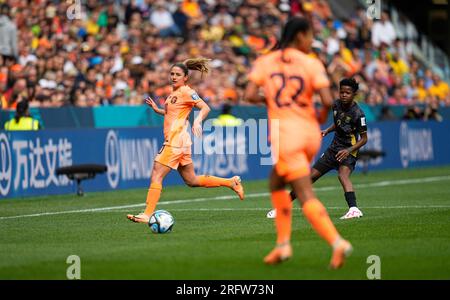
<box><xmin>329</xmin><ymin>100</ymin><xmax>367</xmax><ymax>157</ymax></box>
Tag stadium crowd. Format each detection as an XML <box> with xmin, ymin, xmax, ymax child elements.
<box><xmin>0</xmin><ymin>0</ymin><xmax>449</xmax><ymax>120</ymax></box>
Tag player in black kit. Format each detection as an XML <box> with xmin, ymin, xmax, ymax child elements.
<box><xmin>267</xmin><ymin>78</ymin><xmax>368</xmax><ymax>219</ymax></box>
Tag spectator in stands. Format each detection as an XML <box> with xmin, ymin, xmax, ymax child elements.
<box><xmin>4</xmin><ymin>99</ymin><xmax>40</xmax><ymax>130</ymax></box>
<box><xmin>0</xmin><ymin>69</ymin><xmax>7</xmax><ymax>108</ymax></box>
<box><xmin>0</xmin><ymin>0</ymin><xmax>447</xmax><ymax>114</ymax></box>
<box><xmin>173</xmin><ymin>6</ymin><xmax>189</xmax><ymax>41</ymax></box>
<box><xmin>210</xmin><ymin>5</ymin><xmax>234</xmax><ymax>29</ymax></box>
<box><xmin>0</xmin><ymin>3</ymin><xmax>18</xmax><ymax>64</ymax></box>
<box><xmin>379</xmin><ymin>105</ymin><xmax>397</xmax><ymax>121</ymax></box>
<box><xmin>389</xmin><ymin>51</ymin><xmax>409</xmax><ymax>78</ymax></box>
<box><xmin>423</xmin><ymin>100</ymin><xmax>443</xmax><ymax>122</ymax></box>
<box><xmin>371</xmin><ymin>11</ymin><xmax>397</xmax><ymax>47</ymax></box>
<box><xmin>416</xmin><ymin>77</ymin><xmax>429</xmax><ymax>102</ymax></box>
<box><xmin>422</xmin><ymin>69</ymin><xmax>434</xmax><ymax>90</ymax></box>
<box><xmin>391</xmin><ymin>38</ymin><xmax>409</xmax><ymax>62</ymax></box>
<box><xmin>388</xmin><ymin>86</ymin><xmax>410</xmax><ymax>105</ymax></box>
<box><xmin>326</xmin><ymin>29</ymin><xmax>340</xmax><ymax>56</ymax></box>
<box><xmin>402</xmin><ymin>105</ymin><xmax>423</xmax><ymax>120</ymax></box>
<box><xmin>150</xmin><ymin>2</ymin><xmax>181</xmax><ymax>38</ymax></box>
<box><xmin>2</xmin><ymin>78</ymin><xmax>27</xmax><ymax>109</ymax></box>
<box><xmin>428</xmin><ymin>74</ymin><xmax>449</xmax><ymax>102</ymax></box>
<box><xmin>181</xmin><ymin>0</ymin><xmax>205</xmax><ymax>27</ymax></box>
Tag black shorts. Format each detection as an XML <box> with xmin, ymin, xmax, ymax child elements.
<box><xmin>312</xmin><ymin>148</ymin><xmax>357</xmax><ymax>175</ymax></box>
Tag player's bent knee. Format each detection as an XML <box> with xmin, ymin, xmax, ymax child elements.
<box><xmin>150</xmin><ymin>172</ymin><xmax>167</xmax><ymax>184</ymax></box>
<box><xmin>150</xmin><ymin>178</ymin><xmax>164</xmax><ymax>185</ymax></box>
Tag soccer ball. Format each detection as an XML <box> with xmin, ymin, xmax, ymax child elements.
<box><xmin>148</xmin><ymin>210</ymin><xmax>174</xmax><ymax>234</ymax></box>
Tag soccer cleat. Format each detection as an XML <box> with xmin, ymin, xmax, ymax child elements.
<box><xmin>264</xmin><ymin>243</ymin><xmax>293</xmax><ymax>265</ymax></box>
<box><xmin>340</xmin><ymin>207</ymin><xmax>363</xmax><ymax>220</ymax></box>
<box><xmin>266</xmin><ymin>208</ymin><xmax>277</xmax><ymax>219</ymax></box>
<box><xmin>126</xmin><ymin>213</ymin><xmax>150</xmax><ymax>224</ymax></box>
<box><xmin>329</xmin><ymin>238</ymin><xmax>353</xmax><ymax>269</ymax></box>
<box><xmin>231</xmin><ymin>176</ymin><xmax>245</xmax><ymax>200</ymax></box>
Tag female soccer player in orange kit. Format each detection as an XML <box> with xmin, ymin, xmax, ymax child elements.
<box><xmin>244</xmin><ymin>17</ymin><xmax>352</xmax><ymax>269</ymax></box>
<box><xmin>127</xmin><ymin>58</ymin><xmax>244</xmax><ymax>224</ymax></box>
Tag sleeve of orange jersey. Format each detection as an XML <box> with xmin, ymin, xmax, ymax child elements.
<box><xmin>247</xmin><ymin>57</ymin><xmax>266</xmax><ymax>87</ymax></box>
<box><xmin>309</xmin><ymin>58</ymin><xmax>330</xmax><ymax>90</ymax></box>
<box><xmin>182</xmin><ymin>87</ymin><xmax>202</xmax><ymax>107</ymax></box>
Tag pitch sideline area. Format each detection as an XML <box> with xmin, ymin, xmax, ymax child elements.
<box><xmin>0</xmin><ymin>166</ymin><xmax>449</xmax><ymax>279</ymax></box>
<box><xmin>2</xmin><ymin>174</ymin><xmax>450</xmax><ymax>220</ymax></box>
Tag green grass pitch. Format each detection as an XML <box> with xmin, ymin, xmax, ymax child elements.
<box><xmin>1</xmin><ymin>166</ymin><xmax>449</xmax><ymax>280</ymax></box>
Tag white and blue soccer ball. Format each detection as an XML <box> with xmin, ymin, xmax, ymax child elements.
<box><xmin>148</xmin><ymin>210</ymin><xmax>174</xmax><ymax>234</ymax></box>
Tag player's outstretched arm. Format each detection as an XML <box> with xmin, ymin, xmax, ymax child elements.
<box><xmin>145</xmin><ymin>96</ymin><xmax>165</xmax><ymax>115</ymax></box>
<box><xmin>322</xmin><ymin>123</ymin><xmax>336</xmax><ymax>137</ymax></box>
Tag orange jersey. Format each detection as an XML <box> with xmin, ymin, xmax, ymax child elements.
<box><xmin>248</xmin><ymin>48</ymin><xmax>330</xmax><ymax>123</ymax></box>
<box><xmin>163</xmin><ymin>85</ymin><xmax>201</xmax><ymax>148</ymax></box>
<box><xmin>248</xmin><ymin>48</ymin><xmax>331</xmax><ymax>180</ymax></box>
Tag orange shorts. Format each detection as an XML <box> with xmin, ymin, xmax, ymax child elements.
<box><xmin>154</xmin><ymin>145</ymin><xmax>192</xmax><ymax>170</ymax></box>
<box><xmin>272</xmin><ymin>122</ymin><xmax>322</xmax><ymax>182</ymax></box>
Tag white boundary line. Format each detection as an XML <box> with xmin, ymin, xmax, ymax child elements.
<box><xmin>108</xmin><ymin>205</ymin><xmax>450</xmax><ymax>213</ymax></box>
<box><xmin>1</xmin><ymin>175</ymin><xmax>450</xmax><ymax>220</ymax></box>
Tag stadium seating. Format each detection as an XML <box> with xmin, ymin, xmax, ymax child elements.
<box><xmin>0</xmin><ymin>0</ymin><xmax>448</xmax><ymax>117</ymax></box>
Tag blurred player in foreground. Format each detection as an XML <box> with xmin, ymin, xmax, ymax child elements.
<box><xmin>127</xmin><ymin>58</ymin><xmax>244</xmax><ymax>224</ymax></box>
<box><xmin>245</xmin><ymin>17</ymin><xmax>352</xmax><ymax>268</ymax></box>
<box><xmin>266</xmin><ymin>78</ymin><xmax>368</xmax><ymax>220</ymax></box>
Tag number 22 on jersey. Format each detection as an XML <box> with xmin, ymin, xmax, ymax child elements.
<box><xmin>270</xmin><ymin>73</ymin><xmax>305</xmax><ymax>108</ymax></box>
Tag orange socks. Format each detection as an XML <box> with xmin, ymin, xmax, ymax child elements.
<box><xmin>143</xmin><ymin>176</ymin><xmax>233</xmax><ymax>217</ymax></box>
<box><xmin>143</xmin><ymin>182</ymin><xmax>162</xmax><ymax>216</ymax></box>
<box><xmin>197</xmin><ymin>175</ymin><xmax>233</xmax><ymax>188</ymax></box>
<box><xmin>302</xmin><ymin>198</ymin><xmax>339</xmax><ymax>246</ymax></box>
<box><xmin>271</xmin><ymin>190</ymin><xmax>293</xmax><ymax>244</ymax></box>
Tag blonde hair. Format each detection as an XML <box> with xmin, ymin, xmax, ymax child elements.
<box><xmin>171</xmin><ymin>57</ymin><xmax>211</xmax><ymax>78</ymax></box>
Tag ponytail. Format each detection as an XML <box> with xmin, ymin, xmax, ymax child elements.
<box><xmin>273</xmin><ymin>17</ymin><xmax>312</xmax><ymax>63</ymax></box>
<box><xmin>183</xmin><ymin>57</ymin><xmax>211</xmax><ymax>78</ymax></box>
<box><xmin>172</xmin><ymin>57</ymin><xmax>211</xmax><ymax>78</ymax></box>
